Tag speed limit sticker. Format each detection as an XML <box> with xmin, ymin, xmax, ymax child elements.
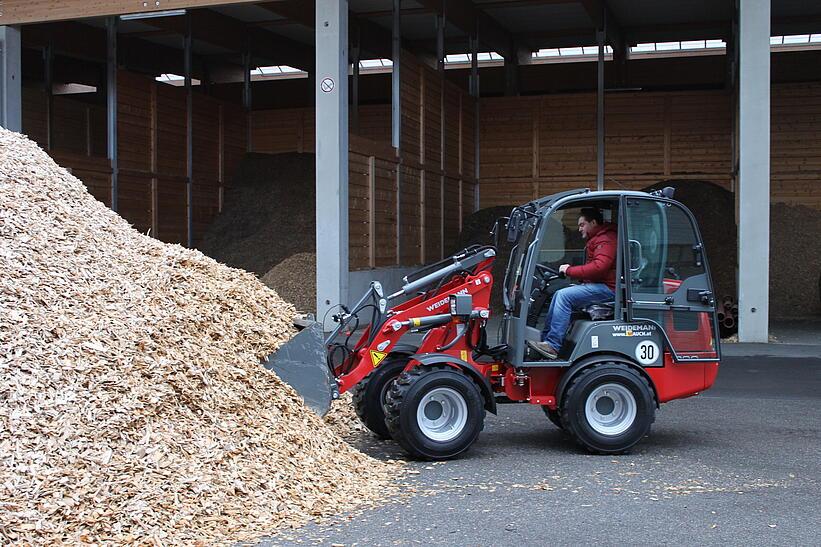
<box><xmin>635</xmin><ymin>340</ymin><xmax>659</xmax><ymax>365</ymax></box>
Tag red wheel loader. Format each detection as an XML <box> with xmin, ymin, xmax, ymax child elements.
<box><xmin>266</xmin><ymin>187</ymin><xmax>721</xmax><ymax>459</ymax></box>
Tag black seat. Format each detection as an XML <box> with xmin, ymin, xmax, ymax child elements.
<box><xmin>583</xmin><ymin>302</ymin><xmax>615</xmax><ymax>321</ymax></box>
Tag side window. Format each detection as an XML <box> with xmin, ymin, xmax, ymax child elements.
<box><xmin>625</xmin><ymin>199</ymin><xmax>706</xmax><ymax>291</ymax></box>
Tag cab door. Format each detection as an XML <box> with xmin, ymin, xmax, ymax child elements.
<box><xmin>623</xmin><ymin>197</ymin><xmax>719</xmax><ymax>362</ymax></box>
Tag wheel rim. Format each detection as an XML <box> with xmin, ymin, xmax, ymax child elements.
<box><xmin>584</xmin><ymin>383</ymin><xmax>637</xmax><ymax>436</ymax></box>
<box><xmin>416</xmin><ymin>387</ymin><xmax>469</xmax><ymax>442</ymax></box>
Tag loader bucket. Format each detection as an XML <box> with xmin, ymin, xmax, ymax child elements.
<box><xmin>262</xmin><ymin>321</ymin><xmax>337</xmax><ymax>416</ymax></box>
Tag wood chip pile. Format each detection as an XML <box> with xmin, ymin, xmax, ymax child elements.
<box><xmin>0</xmin><ymin>129</ymin><xmax>398</xmax><ymax>545</ymax></box>
<box><xmin>261</xmin><ymin>253</ymin><xmax>317</xmax><ymax>314</ymax></box>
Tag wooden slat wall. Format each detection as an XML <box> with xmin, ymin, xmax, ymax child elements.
<box><xmin>480</xmin><ymin>90</ymin><xmax>738</xmax><ymax>208</ymax></box>
<box><xmin>771</xmin><ymin>83</ymin><xmax>821</xmax><ymax>209</ymax></box>
<box><xmin>21</xmin><ymin>70</ymin><xmax>247</xmax><ymax>245</ymax></box>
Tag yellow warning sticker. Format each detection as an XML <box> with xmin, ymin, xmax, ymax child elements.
<box><xmin>460</xmin><ymin>350</ymin><xmax>469</xmax><ymax>362</ymax></box>
<box><xmin>370</xmin><ymin>350</ymin><xmax>388</xmax><ymax>367</ymax></box>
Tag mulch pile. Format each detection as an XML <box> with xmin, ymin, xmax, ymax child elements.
<box><xmin>197</xmin><ymin>153</ymin><xmax>316</xmax><ymax>277</ymax></box>
<box><xmin>261</xmin><ymin>253</ymin><xmax>317</xmax><ymax>314</ymax></box>
<box><xmin>0</xmin><ymin>129</ymin><xmax>398</xmax><ymax>545</ymax></box>
<box><xmin>769</xmin><ymin>202</ymin><xmax>821</xmax><ymax>317</ymax></box>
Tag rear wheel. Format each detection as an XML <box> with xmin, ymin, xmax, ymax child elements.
<box><xmin>385</xmin><ymin>366</ymin><xmax>485</xmax><ymax>460</ymax></box>
<box><xmin>561</xmin><ymin>362</ymin><xmax>655</xmax><ymax>454</ymax></box>
<box><xmin>351</xmin><ymin>356</ymin><xmax>409</xmax><ymax>439</ymax></box>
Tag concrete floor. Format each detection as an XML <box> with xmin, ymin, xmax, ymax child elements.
<box><xmin>258</xmin><ymin>352</ymin><xmax>821</xmax><ymax>546</ymax></box>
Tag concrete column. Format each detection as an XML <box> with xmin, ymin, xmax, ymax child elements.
<box><xmin>737</xmin><ymin>0</ymin><xmax>770</xmax><ymax>342</ymax></box>
<box><xmin>391</xmin><ymin>0</ymin><xmax>401</xmax><ymax>149</ymax></box>
<box><xmin>106</xmin><ymin>18</ymin><xmax>119</xmax><ymax>212</ymax></box>
<box><xmin>596</xmin><ymin>28</ymin><xmax>605</xmax><ymax>191</ymax></box>
<box><xmin>0</xmin><ymin>26</ymin><xmax>21</xmax><ymax>132</ymax></box>
<box><xmin>315</xmin><ymin>0</ymin><xmax>349</xmax><ymax>320</ymax></box>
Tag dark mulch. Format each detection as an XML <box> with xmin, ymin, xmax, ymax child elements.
<box><xmin>197</xmin><ymin>153</ymin><xmax>316</xmax><ymax>276</ymax></box>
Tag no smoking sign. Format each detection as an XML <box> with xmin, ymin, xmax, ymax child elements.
<box><xmin>320</xmin><ymin>77</ymin><xmax>335</xmax><ymax>93</ymax></box>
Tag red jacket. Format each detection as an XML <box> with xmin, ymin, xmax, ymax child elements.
<box><xmin>566</xmin><ymin>223</ymin><xmax>617</xmax><ymax>290</ymax></box>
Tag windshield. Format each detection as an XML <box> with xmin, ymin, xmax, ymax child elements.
<box><xmin>504</xmin><ymin>216</ymin><xmax>540</xmax><ymax>312</ymax></box>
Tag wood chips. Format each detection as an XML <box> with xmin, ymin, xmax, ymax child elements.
<box><xmin>0</xmin><ymin>129</ymin><xmax>399</xmax><ymax>545</ymax></box>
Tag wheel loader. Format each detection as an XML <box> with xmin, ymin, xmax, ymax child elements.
<box><xmin>266</xmin><ymin>187</ymin><xmax>721</xmax><ymax>459</ymax></box>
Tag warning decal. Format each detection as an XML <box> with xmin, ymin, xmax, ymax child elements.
<box><xmin>370</xmin><ymin>350</ymin><xmax>388</xmax><ymax>367</ymax></box>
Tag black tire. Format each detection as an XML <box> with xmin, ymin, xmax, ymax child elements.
<box><xmin>541</xmin><ymin>406</ymin><xmax>564</xmax><ymax>430</ymax></box>
<box><xmin>385</xmin><ymin>366</ymin><xmax>485</xmax><ymax>460</ymax></box>
<box><xmin>561</xmin><ymin>362</ymin><xmax>656</xmax><ymax>455</ymax></box>
<box><xmin>351</xmin><ymin>356</ymin><xmax>409</xmax><ymax>439</ymax></box>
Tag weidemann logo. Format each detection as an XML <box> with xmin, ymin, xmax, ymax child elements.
<box><xmin>426</xmin><ymin>288</ymin><xmax>469</xmax><ymax>312</ymax></box>
<box><xmin>611</xmin><ymin>324</ymin><xmax>656</xmax><ymax>337</ymax></box>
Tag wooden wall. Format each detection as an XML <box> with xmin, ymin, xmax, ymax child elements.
<box><xmin>479</xmin><ymin>82</ymin><xmax>821</xmax><ymax>210</ymax></box>
<box><xmin>251</xmin><ymin>51</ymin><xmax>477</xmax><ymax>271</ymax></box>
<box><xmin>21</xmin><ymin>70</ymin><xmax>247</xmax><ymax>245</ymax></box>
<box><xmin>479</xmin><ymin>90</ymin><xmax>734</xmax><ymax>207</ymax></box>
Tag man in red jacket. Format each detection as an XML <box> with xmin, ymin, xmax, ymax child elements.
<box><xmin>529</xmin><ymin>207</ymin><xmax>617</xmax><ymax>360</ymax></box>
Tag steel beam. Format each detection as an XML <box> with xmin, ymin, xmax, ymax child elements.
<box><xmin>43</xmin><ymin>43</ymin><xmax>53</xmax><ymax>149</ymax></box>
<box><xmin>315</xmin><ymin>0</ymin><xmax>349</xmax><ymax>320</ymax></box>
<box><xmin>106</xmin><ymin>18</ymin><xmax>118</xmax><ymax>212</ymax></box>
<box><xmin>471</xmin><ymin>33</ymin><xmax>480</xmax><ymax>212</ymax></box>
<box><xmin>737</xmin><ymin>0</ymin><xmax>770</xmax><ymax>342</ymax></box>
<box><xmin>0</xmin><ymin>26</ymin><xmax>22</xmax><ymax>132</ymax></box>
<box><xmin>243</xmin><ymin>46</ymin><xmax>252</xmax><ymax>152</ymax></box>
<box><xmin>351</xmin><ymin>25</ymin><xmax>360</xmax><ymax>134</ymax></box>
<box><xmin>185</xmin><ymin>14</ymin><xmax>194</xmax><ymax>248</ymax></box>
<box><xmin>596</xmin><ymin>27</ymin><xmax>605</xmax><ymax>191</ymax></box>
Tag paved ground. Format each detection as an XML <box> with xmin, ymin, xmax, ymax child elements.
<box><xmin>259</xmin><ymin>355</ymin><xmax>820</xmax><ymax>546</ymax></box>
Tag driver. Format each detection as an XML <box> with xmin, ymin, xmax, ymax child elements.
<box><xmin>529</xmin><ymin>207</ymin><xmax>617</xmax><ymax>360</ymax></box>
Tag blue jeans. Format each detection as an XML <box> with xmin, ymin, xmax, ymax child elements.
<box><xmin>541</xmin><ymin>283</ymin><xmax>614</xmax><ymax>351</ymax></box>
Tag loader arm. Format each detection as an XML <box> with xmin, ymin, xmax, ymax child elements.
<box><xmin>334</xmin><ymin>268</ymin><xmax>495</xmax><ymax>393</ymax></box>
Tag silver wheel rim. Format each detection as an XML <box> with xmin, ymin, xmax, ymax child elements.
<box><xmin>584</xmin><ymin>383</ymin><xmax>637</xmax><ymax>436</ymax></box>
<box><xmin>416</xmin><ymin>387</ymin><xmax>468</xmax><ymax>442</ymax></box>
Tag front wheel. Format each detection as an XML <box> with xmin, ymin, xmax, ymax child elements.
<box><xmin>561</xmin><ymin>362</ymin><xmax>655</xmax><ymax>454</ymax></box>
<box><xmin>385</xmin><ymin>366</ymin><xmax>485</xmax><ymax>460</ymax></box>
<box><xmin>351</xmin><ymin>356</ymin><xmax>409</xmax><ymax>439</ymax></box>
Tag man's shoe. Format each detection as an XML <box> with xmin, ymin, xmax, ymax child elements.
<box><xmin>528</xmin><ymin>341</ymin><xmax>558</xmax><ymax>360</ymax></box>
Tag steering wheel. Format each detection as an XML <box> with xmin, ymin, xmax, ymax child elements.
<box><xmin>535</xmin><ymin>263</ymin><xmax>561</xmax><ymax>279</ymax></box>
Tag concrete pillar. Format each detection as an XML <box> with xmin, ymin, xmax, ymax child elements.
<box><xmin>0</xmin><ymin>26</ymin><xmax>21</xmax><ymax>132</ymax></box>
<box><xmin>106</xmin><ymin>18</ymin><xmax>119</xmax><ymax>212</ymax></box>
<box><xmin>391</xmin><ymin>0</ymin><xmax>401</xmax><ymax>149</ymax></box>
<box><xmin>737</xmin><ymin>0</ymin><xmax>770</xmax><ymax>342</ymax></box>
<box><xmin>315</xmin><ymin>0</ymin><xmax>349</xmax><ymax>320</ymax></box>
